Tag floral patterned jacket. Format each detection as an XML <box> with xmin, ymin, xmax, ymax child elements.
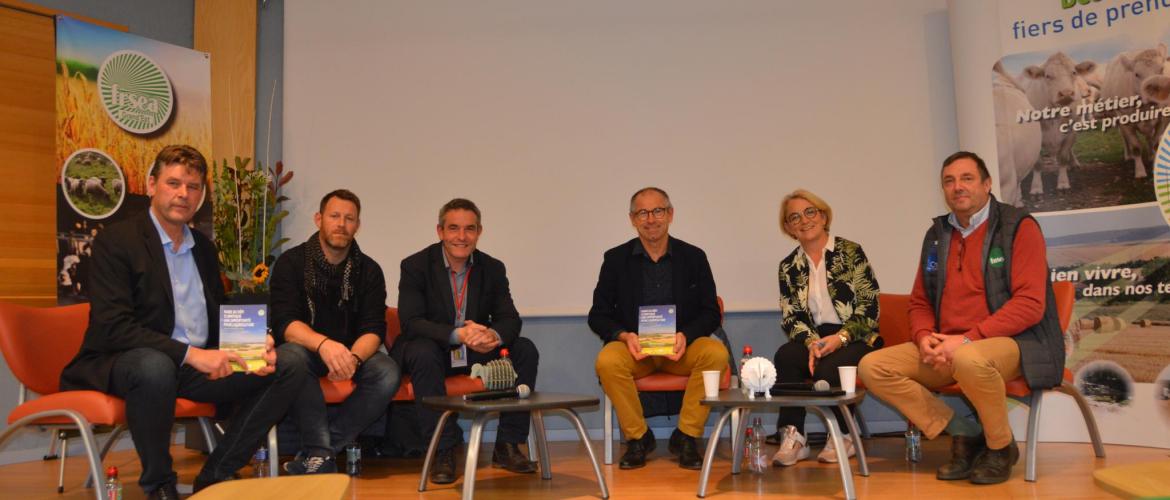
<box><xmin>778</xmin><ymin>236</ymin><xmax>881</xmax><ymax>347</ymax></box>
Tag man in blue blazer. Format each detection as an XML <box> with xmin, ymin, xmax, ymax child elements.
<box><xmin>392</xmin><ymin>198</ymin><xmax>539</xmax><ymax>484</ymax></box>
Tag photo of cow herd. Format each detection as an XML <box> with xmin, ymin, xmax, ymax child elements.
<box><xmin>993</xmin><ymin>38</ymin><xmax>1170</xmax><ymax>213</ymax></box>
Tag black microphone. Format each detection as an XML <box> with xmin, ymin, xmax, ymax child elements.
<box><xmin>463</xmin><ymin>384</ymin><xmax>531</xmax><ymax>401</ymax></box>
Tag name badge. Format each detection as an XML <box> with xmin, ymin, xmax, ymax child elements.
<box><xmin>450</xmin><ymin>344</ymin><xmax>468</xmax><ymax>368</ymax></box>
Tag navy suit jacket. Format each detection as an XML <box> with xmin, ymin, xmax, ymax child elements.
<box><xmin>60</xmin><ymin>211</ymin><xmax>222</xmax><ymax>392</ymax></box>
<box><xmin>395</xmin><ymin>243</ymin><xmax>522</xmax><ymax>350</ymax></box>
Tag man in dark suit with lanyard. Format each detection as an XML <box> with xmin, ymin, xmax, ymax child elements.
<box><xmin>393</xmin><ymin>198</ymin><xmax>540</xmax><ymax>485</ymax></box>
<box><xmin>60</xmin><ymin>145</ymin><xmax>306</xmax><ymax>499</ymax></box>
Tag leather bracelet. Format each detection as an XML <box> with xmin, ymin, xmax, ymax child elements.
<box><xmin>315</xmin><ymin>337</ymin><xmax>329</xmax><ymax>353</ymax></box>
<box><xmin>351</xmin><ymin>353</ymin><xmax>363</xmax><ymax>367</ymax></box>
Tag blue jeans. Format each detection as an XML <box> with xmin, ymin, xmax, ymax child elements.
<box><xmin>283</xmin><ymin>344</ymin><xmax>401</xmax><ymax>455</ymax></box>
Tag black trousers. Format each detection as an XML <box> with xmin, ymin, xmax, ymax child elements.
<box><xmin>391</xmin><ymin>336</ymin><xmax>539</xmax><ymax>451</ymax></box>
<box><xmin>108</xmin><ymin>344</ymin><xmax>306</xmax><ymax>492</ymax></box>
<box><xmin>772</xmin><ymin>335</ymin><xmax>873</xmax><ymax>435</ymax></box>
<box><xmin>283</xmin><ymin>345</ymin><xmax>401</xmax><ymax>456</ymax></box>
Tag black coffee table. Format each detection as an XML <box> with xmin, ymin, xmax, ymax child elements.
<box><xmin>697</xmin><ymin>389</ymin><xmax>869</xmax><ymax>499</ymax></box>
<box><xmin>419</xmin><ymin>392</ymin><xmax>608</xmax><ymax>500</ymax></box>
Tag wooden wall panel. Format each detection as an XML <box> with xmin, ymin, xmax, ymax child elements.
<box><xmin>0</xmin><ymin>5</ymin><xmax>56</xmax><ymax>306</ymax></box>
<box><xmin>194</xmin><ymin>0</ymin><xmax>256</xmax><ymax>166</ymax></box>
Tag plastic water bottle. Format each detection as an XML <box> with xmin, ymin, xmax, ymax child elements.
<box><xmin>750</xmin><ymin>417</ymin><xmax>767</xmax><ymax>473</ymax></box>
<box><xmin>345</xmin><ymin>443</ymin><xmax>362</xmax><ymax>476</ymax></box>
<box><xmin>253</xmin><ymin>446</ymin><xmax>270</xmax><ymax>477</ymax></box>
<box><xmin>738</xmin><ymin>345</ymin><xmax>753</xmax><ymax>392</ymax></box>
<box><xmin>743</xmin><ymin>426</ymin><xmax>754</xmax><ymax>470</ymax></box>
<box><xmin>905</xmin><ymin>423</ymin><xmax>922</xmax><ymax>463</ymax></box>
<box><xmin>104</xmin><ymin>466</ymin><xmax>122</xmax><ymax>500</ymax></box>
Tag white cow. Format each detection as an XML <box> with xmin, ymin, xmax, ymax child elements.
<box><xmin>994</xmin><ymin>62</ymin><xmax>1043</xmax><ymax>207</ymax></box>
<box><xmin>1017</xmin><ymin>52</ymin><xmax>1098</xmax><ymax>192</ymax></box>
<box><xmin>1100</xmin><ymin>43</ymin><xmax>1167</xmax><ymax>179</ymax></box>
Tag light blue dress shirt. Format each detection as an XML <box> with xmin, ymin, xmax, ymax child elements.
<box><xmin>947</xmin><ymin>198</ymin><xmax>991</xmax><ymax>238</ymax></box>
<box><xmin>149</xmin><ymin>211</ymin><xmax>209</xmax><ymax>355</ymax></box>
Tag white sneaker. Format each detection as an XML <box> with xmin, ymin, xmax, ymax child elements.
<box><xmin>817</xmin><ymin>434</ymin><xmax>856</xmax><ymax>463</ymax></box>
<box><xmin>771</xmin><ymin>425</ymin><xmax>809</xmax><ymax>467</ymax></box>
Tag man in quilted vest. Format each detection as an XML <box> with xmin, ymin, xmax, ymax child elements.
<box><xmin>859</xmin><ymin>151</ymin><xmax>1063</xmax><ymax>485</ymax></box>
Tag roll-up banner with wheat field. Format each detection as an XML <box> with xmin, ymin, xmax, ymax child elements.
<box><xmin>55</xmin><ymin>16</ymin><xmax>211</xmax><ymax>305</ymax></box>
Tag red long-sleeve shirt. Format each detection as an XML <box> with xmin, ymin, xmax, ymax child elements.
<box><xmin>908</xmin><ymin>217</ymin><xmax>1048</xmax><ymax>345</ymax></box>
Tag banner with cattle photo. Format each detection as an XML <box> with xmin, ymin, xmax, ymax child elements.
<box><xmin>952</xmin><ymin>1</ymin><xmax>1170</xmax><ymax>448</ymax></box>
<box><xmin>55</xmin><ymin>16</ymin><xmax>211</xmax><ymax>305</ymax></box>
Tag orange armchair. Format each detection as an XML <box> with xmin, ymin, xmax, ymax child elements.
<box><xmin>0</xmin><ymin>302</ymin><xmax>217</xmax><ymax>497</ymax></box>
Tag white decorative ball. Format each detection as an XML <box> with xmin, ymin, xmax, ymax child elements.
<box><xmin>741</xmin><ymin>357</ymin><xmax>777</xmax><ymax>395</ymax></box>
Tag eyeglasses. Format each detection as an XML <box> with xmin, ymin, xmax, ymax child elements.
<box><xmin>631</xmin><ymin>207</ymin><xmax>671</xmax><ymax>221</ymax></box>
<box><xmin>785</xmin><ymin>207</ymin><xmax>820</xmax><ymax>225</ymax></box>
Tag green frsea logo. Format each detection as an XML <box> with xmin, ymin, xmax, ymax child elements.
<box><xmin>98</xmin><ymin>50</ymin><xmax>174</xmax><ymax>134</ymax></box>
<box><xmin>988</xmin><ymin>247</ymin><xmax>1005</xmax><ymax>267</ymax></box>
<box><xmin>1061</xmin><ymin>0</ymin><xmax>1100</xmax><ymax>8</ymax></box>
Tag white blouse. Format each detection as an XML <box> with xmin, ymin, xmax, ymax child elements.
<box><xmin>800</xmin><ymin>237</ymin><xmax>842</xmax><ymax>327</ymax></box>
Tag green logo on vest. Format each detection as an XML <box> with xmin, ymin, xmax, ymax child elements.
<box><xmin>988</xmin><ymin>247</ymin><xmax>1005</xmax><ymax>267</ymax></box>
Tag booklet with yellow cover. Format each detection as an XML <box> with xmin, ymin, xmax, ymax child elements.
<box><xmin>638</xmin><ymin>305</ymin><xmax>676</xmax><ymax>356</ymax></box>
<box><xmin>219</xmin><ymin>304</ymin><xmax>268</xmax><ymax>372</ymax></box>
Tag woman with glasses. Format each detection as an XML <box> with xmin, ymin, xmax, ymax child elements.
<box><xmin>768</xmin><ymin>189</ymin><xmax>882</xmax><ymax>467</ymax></box>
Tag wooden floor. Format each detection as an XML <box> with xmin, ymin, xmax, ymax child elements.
<box><xmin>2</xmin><ymin>435</ymin><xmax>1167</xmax><ymax>499</ymax></box>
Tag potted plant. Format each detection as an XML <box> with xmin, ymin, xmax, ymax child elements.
<box><xmin>213</xmin><ymin>157</ymin><xmax>293</xmax><ymax>302</ymax></box>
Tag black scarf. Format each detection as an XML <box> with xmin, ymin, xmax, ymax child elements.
<box><xmin>303</xmin><ymin>231</ymin><xmax>363</xmax><ymax>325</ymax></box>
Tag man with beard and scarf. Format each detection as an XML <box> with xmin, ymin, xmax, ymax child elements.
<box><xmin>393</xmin><ymin>198</ymin><xmax>540</xmax><ymax>485</ymax></box>
<box><xmin>270</xmin><ymin>189</ymin><xmax>401</xmax><ymax>474</ymax></box>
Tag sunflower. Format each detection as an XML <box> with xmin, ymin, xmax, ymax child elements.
<box><xmin>251</xmin><ymin>262</ymin><xmax>270</xmax><ymax>285</ymax></box>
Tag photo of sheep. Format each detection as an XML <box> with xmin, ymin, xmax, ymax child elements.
<box><xmin>60</xmin><ymin>148</ymin><xmax>125</xmax><ymax>219</ymax></box>
<box><xmin>992</xmin><ymin>35</ymin><xmax>1170</xmax><ymax>213</ymax></box>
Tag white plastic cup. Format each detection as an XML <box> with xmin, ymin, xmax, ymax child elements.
<box><xmin>702</xmin><ymin>370</ymin><xmax>721</xmax><ymax>398</ymax></box>
<box><xmin>839</xmin><ymin>366</ymin><xmax>857</xmax><ymax>393</ymax></box>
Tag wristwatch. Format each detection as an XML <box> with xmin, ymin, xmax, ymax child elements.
<box><xmin>837</xmin><ymin>333</ymin><xmax>849</xmax><ymax>346</ymax></box>
<box><xmin>961</xmin><ymin>336</ymin><xmax>972</xmax><ymax>345</ymax></box>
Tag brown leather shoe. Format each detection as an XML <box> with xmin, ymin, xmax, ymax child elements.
<box><xmin>969</xmin><ymin>440</ymin><xmax>1019</xmax><ymax>485</ymax></box>
<box><xmin>430</xmin><ymin>446</ymin><xmax>458</xmax><ymax>485</ymax></box>
<box><xmin>936</xmin><ymin>434</ymin><xmax>986</xmax><ymax>481</ymax></box>
<box><xmin>491</xmin><ymin>441</ymin><xmax>537</xmax><ymax>473</ymax></box>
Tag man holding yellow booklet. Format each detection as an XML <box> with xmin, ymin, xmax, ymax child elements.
<box><xmin>589</xmin><ymin>187</ymin><xmax>728</xmax><ymax>471</ymax></box>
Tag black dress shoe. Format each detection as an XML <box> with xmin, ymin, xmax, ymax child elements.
<box><xmin>675</xmin><ymin>432</ymin><xmax>703</xmax><ymax>470</ymax></box>
<box><xmin>147</xmin><ymin>482</ymin><xmax>181</xmax><ymax>500</ymax></box>
<box><xmin>492</xmin><ymin>441</ymin><xmax>537</xmax><ymax>473</ymax></box>
<box><xmin>430</xmin><ymin>447</ymin><xmax>458</xmax><ymax>485</ymax></box>
<box><xmin>667</xmin><ymin>428</ymin><xmax>687</xmax><ymax>456</ymax></box>
<box><xmin>618</xmin><ymin>428</ymin><xmax>656</xmax><ymax>470</ymax></box>
<box><xmin>765</xmin><ymin>431</ymin><xmax>784</xmax><ymax>446</ymax></box>
<box><xmin>969</xmin><ymin>440</ymin><xmax>1019</xmax><ymax>485</ymax></box>
<box><xmin>936</xmin><ymin>434</ymin><xmax>986</xmax><ymax>481</ymax></box>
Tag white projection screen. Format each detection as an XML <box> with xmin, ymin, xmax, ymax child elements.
<box><xmin>284</xmin><ymin>0</ymin><xmax>954</xmax><ymax>315</ymax></box>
